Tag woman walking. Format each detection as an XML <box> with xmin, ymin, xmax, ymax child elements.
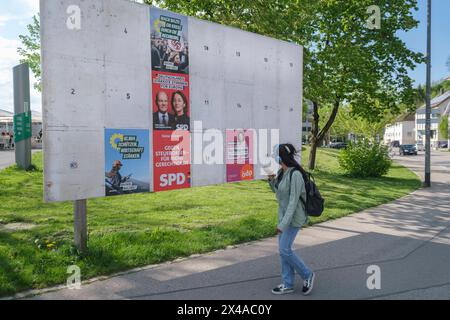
<box><xmin>268</xmin><ymin>144</ymin><xmax>315</xmax><ymax>296</ymax></box>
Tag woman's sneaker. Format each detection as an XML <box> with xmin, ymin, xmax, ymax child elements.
<box><xmin>302</xmin><ymin>272</ymin><xmax>315</xmax><ymax>296</ymax></box>
<box><xmin>271</xmin><ymin>284</ymin><xmax>294</xmax><ymax>295</ymax></box>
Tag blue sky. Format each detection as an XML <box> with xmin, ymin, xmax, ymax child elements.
<box><xmin>397</xmin><ymin>0</ymin><xmax>450</xmax><ymax>85</ymax></box>
<box><xmin>0</xmin><ymin>0</ymin><xmax>449</xmax><ymax>112</ymax></box>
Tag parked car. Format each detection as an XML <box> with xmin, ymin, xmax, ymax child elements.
<box><xmin>399</xmin><ymin>144</ymin><xmax>418</xmax><ymax>156</ymax></box>
<box><xmin>390</xmin><ymin>140</ymin><xmax>400</xmax><ymax>148</ymax></box>
<box><xmin>329</xmin><ymin>142</ymin><xmax>348</xmax><ymax>149</ymax></box>
<box><xmin>415</xmin><ymin>142</ymin><xmax>425</xmax><ymax>151</ymax></box>
<box><xmin>438</xmin><ymin>141</ymin><xmax>448</xmax><ymax>149</ymax></box>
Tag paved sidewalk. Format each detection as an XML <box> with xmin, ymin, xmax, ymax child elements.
<box><xmin>22</xmin><ymin>152</ymin><xmax>450</xmax><ymax>300</ymax></box>
<box><xmin>0</xmin><ymin>150</ymin><xmax>40</xmax><ymax>170</ymax></box>
<box><xmin>0</xmin><ymin>151</ymin><xmax>15</xmax><ymax>170</ymax></box>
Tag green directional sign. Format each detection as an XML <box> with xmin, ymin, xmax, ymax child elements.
<box><xmin>14</xmin><ymin>111</ymin><xmax>32</xmax><ymax>142</ymax></box>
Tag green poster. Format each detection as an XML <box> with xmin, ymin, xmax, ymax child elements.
<box><xmin>13</xmin><ymin>111</ymin><xmax>32</xmax><ymax>142</ymax></box>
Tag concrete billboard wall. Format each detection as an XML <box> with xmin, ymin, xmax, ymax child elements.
<box><xmin>41</xmin><ymin>0</ymin><xmax>303</xmax><ymax>202</ymax></box>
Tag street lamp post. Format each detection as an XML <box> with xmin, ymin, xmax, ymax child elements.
<box><xmin>424</xmin><ymin>0</ymin><xmax>432</xmax><ymax>187</ymax></box>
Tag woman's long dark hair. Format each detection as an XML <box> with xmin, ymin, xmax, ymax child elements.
<box><xmin>276</xmin><ymin>143</ymin><xmax>306</xmax><ymax>184</ymax></box>
<box><xmin>171</xmin><ymin>91</ymin><xmax>188</xmax><ymax>117</ymax></box>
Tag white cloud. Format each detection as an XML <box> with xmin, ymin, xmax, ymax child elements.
<box><xmin>0</xmin><ymin>14</ymin><xmax>32</xmax><ymax>27</ymax></box>
<box><xmin>18</xmin><ymin>0</ymin><xmax>40</xmax><ymax>14</ymax></box>
<box><xmin>0</xmin><ymin>36</ymin><xmax>41</xmax><ymax>112</ymax></box>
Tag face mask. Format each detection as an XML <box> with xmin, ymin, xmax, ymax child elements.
<box><xmin>270</xmin><ymin>144</ymin><xmax>281</xmax><ymax>165</ymax></box>
<box><xmin>271</xmin><ymin>144</ymin><xmax>282</xmax><ymax>164</ymax></box>
<box><xmin>275</xmin><ymin>155</ymin><xmax>282</xmax><ymax>164</ymax></box>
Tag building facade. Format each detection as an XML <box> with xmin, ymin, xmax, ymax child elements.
<box><xmin>415</xmin><ymin>91</ymin><xmax>450</xmax><ymax>148</ymax></box>
<box><xmin>384</xmin><ymin>114</ymin><xmax>416</xmax><ymax>145</ymax></box>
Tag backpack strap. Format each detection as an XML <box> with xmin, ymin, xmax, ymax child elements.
<box><xmin>289</xmin><ymin>168</ymin><xmax>307</xmax><ymax>207</ymax></box>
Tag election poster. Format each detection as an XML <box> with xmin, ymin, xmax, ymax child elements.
<box><xmin>150</xmin><ymin>8</ymin><xmax>189</xmax><ymax>74</ymax></box>
<box><xmin>226</xmin><ymin>129</ymin><xmax>255</xmax><ymax>183</ymax></box>
<box><xmin>105</xmin><ymin>129</ymin><xmax>150</xmax><ymax>196</ymax></box>
<box><xmin>153</xmin><ymin>130</ymin><xmax>191</xmax><ymax>192</ymax></box>
<box><xmin>151</xmin><ymin>7</ymin><xmax>191</xmax><ymax>192</ymax></box>
<box><xmin>152</xmin><ymin>71</ymin><xmax>190</xmax><ymax>131</ymax></box>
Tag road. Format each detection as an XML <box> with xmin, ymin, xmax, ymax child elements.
<box><xmin>12</xmin><ymin>151</ymin><xmax>450</xmax><ymax>300</ymax></box>
<box><xmin>0</xmin><ymin>150</ymin><xmax>40</xmax><ymax>170</ymax></box>
<box><xmin>0</xmin><ymin>151</ymin><xmax>16</xmax><ymax>170</ymax></box>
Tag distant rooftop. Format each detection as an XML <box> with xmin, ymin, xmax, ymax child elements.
<box><xmin>0</xmin><ymin>109</ymin><xmax>13</xmax><ymax>117</ymax></box>
<box><xmin>396</xmin><ymin>113</ymin><xmax>416</xmax><ymax>122</ymax></box>
<box><xmin>0</xmin><ymin>109</ymin><xmax>42</xmax><ymax>122</ymax></box>
<box><xmin>417</xmin><ymin>91</ymin><xmax>450</xmax><ymax>110</ymax></box>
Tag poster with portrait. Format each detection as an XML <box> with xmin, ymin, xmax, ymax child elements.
<box><xmin>226</xmin><ymin>129</ymin><xmax>255</xmax><ymax>183</ymax></box>
<box><xmin>152</xmin><ymin>71</ymin><xmax>190</xmax><ymax>131</ymax></box>
<box><xmin>105</xmin><ymin>129</ymin><xmax>150</xmax><ymax>196</ymax></box>
<box><xmin>150</xmin><ymin>8</ymin><xmax>189</xmax><ymax>74</ymax></box>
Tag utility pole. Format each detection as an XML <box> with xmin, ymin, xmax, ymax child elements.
<box><xmin>424</xmin><ymin>0</ymin><xmax>432</xmax><ymax>187</ymax></box>
<box><xmin>13</xmin><ymin>63</ymin><xmax>32</xmax><ymax>170</ymax></box>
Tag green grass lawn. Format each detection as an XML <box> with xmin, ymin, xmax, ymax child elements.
<box><xmin>0</xmin><ymin>148</ymin><xmax>421</xmax><ymax>296</ymax></box>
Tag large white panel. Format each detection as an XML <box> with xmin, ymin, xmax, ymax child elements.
<box><xmin>43</xmin><ymin>54</ymin><xmax>106</xmax><ymax>129</ymax></box>
<box><xmin>104</xmin><ymin>61</ymin><xmax>151</xmax><ymax>129</ymax></box>
<box><xmin>40</xmin><ymin>0</ymin><xmax>106</xmax><ymax>61</ymax></box>
<box><xmin>252</xmin><ymin>87</ymin><xmax>279</xmax><ymax>130</ymax></box>
<box><xmin>190</xmin><ymin>74</ymin><xmax>225</xmax><ymax>130</ymax></box>
<box><xmin>188</xmin><ymin>18</ymin><xmax>225</xmax><ymax>81</ymax></box>
<box><xmin>224</xmin><ymin>81</ymin><xmax>254</xmax><ymax>130</ymax></box>
<box><xmin>223</xmin><ymin>29</ymin><xmax>255</xmax><ymax>85</ymax></box>
<box><xmin>277</xmin><ymin>41</ymin><xmax>303</xmax><ymax>95</ymax></box>
<box><xmin>103</xmin><ymin>0</ymin><xmax>150</xmax><ymax>64</ymax></box>
<box><xmin>277</xmin><ymin>41</ymin><xmax>303</xmax><ymax>152</ymax></box>
<box><xmin>41</xmin><ymin>0</ymin><xmax>151</xmax><ymax>202</ymax></box>
<box><xmin>190</xmin><ymin>129</ymin><xmax>225</xmax><ymax>187</ymax></box>
<box><xmin>252</xmin><ymin>37</ymin><xmax>279</xmax><ymax>89</ymax></box>
<box><xmin>42</xmin><ymin>0</ymin><xmax>303</xmax><ymax>201</ymax></box>
<box><xmin>44</xmin><ymin>130</ymin><xmax>105</xmax><ymax>202</ymax></box>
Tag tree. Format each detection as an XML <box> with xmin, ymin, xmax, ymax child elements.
<box><xmin>17</xmin><ymin>15</ymin><xmax>41</xmax><ymax>92</ymax></box>
<box><xmin>303</xmin><ymin>0</ymin><xmax>422</xmax><ymax>169</ymax></box>
<box><xmin>439</xmin><ymin>116</ymin><xmax>449</xmax><ymax>141</ymax></box>
<box><xmin>320</xmin><ymin>103</ymin><xmax>396</xmax><ymax>143</ymax></box>
<box><xmin>302</xmin><ymin>101</ymin><xmax>310</xmax><ymax>123</ymax></box>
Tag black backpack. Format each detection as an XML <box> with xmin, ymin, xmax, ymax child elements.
<box><xmin>289</xmin><ymin>168</ymin><xmax>324</xmax><ymax>217</ymax></box>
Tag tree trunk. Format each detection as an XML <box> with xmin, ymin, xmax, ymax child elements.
<box><xmin>308</xmin><ymin>99</ymin><xmax>340</xmax><ymax>170</ymax></box>
<box><xmin>309</xmin><ymin>138</ymin><xmax>319</xmax><ymax>170</ymax></box>
<box><xmin>308</xmin><ymin>101</ymin><xmax>320</xmax><ymax>170</ymax></box>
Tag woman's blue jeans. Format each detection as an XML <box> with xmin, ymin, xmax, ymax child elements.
<box><xmin>278</xmin><ymin>226</ymin><xmax>312</xmax><ymax>288</ymax></box>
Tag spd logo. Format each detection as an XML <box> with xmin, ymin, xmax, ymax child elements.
<box><xmin>160</xmin><ymin>173</ymin><xmax>186</xmax><ymax>187</ymax></box>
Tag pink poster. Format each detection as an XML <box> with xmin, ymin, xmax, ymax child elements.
<box><xmin>226</xmin><ymin>129</ymin><xmax>254</xmax><ymax>183</ymax></box>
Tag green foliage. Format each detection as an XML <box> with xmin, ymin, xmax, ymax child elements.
<box><xmin>415</xmin><ymin>79</ymin><xmax>450</xmax><ymax>108</ymax></box>
<box><xmin>302</xmin><ymin>0</ymin><xmax>423</xmax><ymax>121</ymax></box>
<box><xmin>320</xmin><ymin>104</ymin><xmax>396</xmax><ymax>140</ymax></box>
<box><xmin>439</xmin><ymin>116</ymin><xmax>449</xmax><ymax>140</ymax></box>
<box><xmin>17</xmin><ymin>15</ymin><xmax>41</xmax><ymax>92</ymax></box>
<box><xmin>339</xmin><ymin>141</ymin><xmax>392</xmax><ymax>178</ymax></box>
<box><xmin>302</xmin><ymin>101</ymin><xmax>310</xmax><ymax>122</ymax></box>
<box><xmin>431</xmin><ymin>79</ymin><xmax>450</xmax><ymax>98</ymax></box>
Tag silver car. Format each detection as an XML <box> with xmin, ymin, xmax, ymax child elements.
<box><xmin>415</xmin><ymin>142</ymin><xmax>425</xmax><ymax>151</ymax></box>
